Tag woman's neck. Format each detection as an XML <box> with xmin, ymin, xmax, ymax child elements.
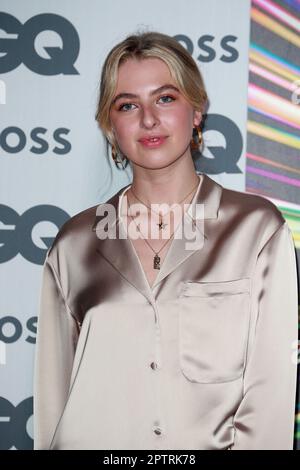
<box><xmin>129</xmin><ymin>171</ymin><xmax>200</xmax><ymax>207</ymax></box>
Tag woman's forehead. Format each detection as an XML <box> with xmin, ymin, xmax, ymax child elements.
<box><xmin>115</xmin><ymin>57</ymin><xmax>175</xmax><ymax>90</ymax></box>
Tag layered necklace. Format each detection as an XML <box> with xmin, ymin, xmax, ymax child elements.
<box><xmin>126</xmin><ymin>179</ymin><xmax>199</xmax><ymax>270</ymax></box>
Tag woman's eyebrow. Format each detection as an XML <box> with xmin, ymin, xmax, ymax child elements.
<box><xmin>112</xmin><ymin>84</ymin><xmax>180</xmax><ymax>105</ymax></box>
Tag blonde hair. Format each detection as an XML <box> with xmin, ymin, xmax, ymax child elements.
<box><xmin>95</xmin><ymin>30</ymin><xmax>208</xmax><ymax>155</ymax></box>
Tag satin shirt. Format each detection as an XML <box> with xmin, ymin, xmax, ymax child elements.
<box><xmin>34</xmin><ymin>173</ymin><xmax>298</xmax><ymax>450</ymax></box>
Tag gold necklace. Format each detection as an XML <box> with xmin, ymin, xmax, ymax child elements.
<box><xmin>126</xmin><ymin>187</ymin><xmax>198</xmax><ymax>270</ymax></box>
<box><xmin>129</xmin><ymin>179</ymin><xmax>199</xmax><ymax>231</ymax></box>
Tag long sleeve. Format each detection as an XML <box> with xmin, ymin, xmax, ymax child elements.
<box><xmin>231</xmin><ymin>221</ymin><xmax>298</xmax><ymax>450</ymax></box>
<box><xmin>33</xmin><ymin>253</ymin><xmax>80</xmax><ymax>450</ymax></box>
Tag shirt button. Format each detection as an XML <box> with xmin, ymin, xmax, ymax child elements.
<box><xmin>150</xmin><ymin>362</ymin><xmax>158</xmax><ymax>370</ymax></box>
<box><xmin>154</xmin><ymin>427</ymin><xmax>162</xmax><ymax>435</ymax></box>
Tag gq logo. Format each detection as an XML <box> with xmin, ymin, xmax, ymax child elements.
<box><xmin>0</xmin><ymin>12</ymin><xmax>79</xmax><ymax>75</ymax></box>
<box><xmin>193</xmin><ymin>114</ymin><xmax>243</xmax><ymax>174</ymax></box>
<box><xmin>0</xmin><ymin>205</ymin><xmax>70</xmax><ymax>265</ymax></box>
<box><xmin>0</xmin><ymin>397</ymin><xmax>33</xmax><ymax>449</ymax></box>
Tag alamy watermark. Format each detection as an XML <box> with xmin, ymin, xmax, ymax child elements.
<box><xmin>94</xmin><ymin>199</ymin><xmax>206</xmax><ymax>251</ymax></box>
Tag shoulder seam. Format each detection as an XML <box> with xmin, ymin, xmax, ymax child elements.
<box><xmin>257</xmin><ymin>219</ymin><xmax>287</xmax><ymax>259</ymax></box>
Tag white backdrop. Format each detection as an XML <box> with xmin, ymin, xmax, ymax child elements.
<box><xmin>0</xmin><ymin>0</ymin><xmax>251</xmax><ymax>449</ymax></box>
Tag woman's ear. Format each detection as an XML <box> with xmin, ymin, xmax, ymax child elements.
<box><xmin>193</xmin><ymin>110</ymin><xmax>202</xmax><ymax>127</ymax></box>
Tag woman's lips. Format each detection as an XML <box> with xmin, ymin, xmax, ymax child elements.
<box><xmin>138</xmin><ymin>136</ymin><xmax>167</xmax><ymax>148</ymax></box>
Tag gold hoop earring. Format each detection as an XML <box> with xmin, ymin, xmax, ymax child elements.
<box><xmin>111</xmin><ymin>144</ymin><xmax>128</xmax><ymax>170</ymax></box>
<box><xmin>190</xmin><ymin>125</ymin><xmax>202</xmax><ymax>150</ymax></box>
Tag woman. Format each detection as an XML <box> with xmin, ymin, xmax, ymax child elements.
<box><xmin>34</xmin><ymin>31</ymin><xmax>298</xmax><ymax>450</ymax></box>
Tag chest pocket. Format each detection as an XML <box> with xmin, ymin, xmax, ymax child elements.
<box><xmin>178</xmin><ymin>278</ymin><xmax>251</xmax><ymax>384</ymax></box>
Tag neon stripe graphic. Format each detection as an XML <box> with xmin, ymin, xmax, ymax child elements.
<box><xmin>247</xmin><ymin>0</ymin><xmax>300</xmax><ymax>259</ymax></box>
<box><xmin>247</xmin><ymin>165</ymin><xmax>300</xmax><ymax>187</ymax></box>
<box><xmin>251</xmin><ymin>6</ymin><xmax>300</xmax><ymax>47</ymax></box>
<box><xmin>249</xmin><ymin>63</ymin><xmax>298</xmax><ymax>91</ymax></box>
<box><xmin>247</xmin><ymin>121</ymin><xmax>300</xmax><ymax>149</ymax></box>
<box><xmin>252</xmin><ymin>0</ymin><xmax>300</xmax><ymax>32</ymax></box>
<box><xmin>247</xmin><ymin>152</ymin><xmax>300</xmax><ymax>175</ymax></box>
<box><xmin>248</xmin><ymin>84</ymin><xmax>300</xmax><ymax>129</ymax></box>
<box><xmin>250</xmin><ymin>44</ymin><xmax>299</xmax><ymax>80</ymax></box>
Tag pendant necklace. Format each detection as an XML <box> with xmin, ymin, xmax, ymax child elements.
<box><xmin>130</xmin><ymin>180</ymin><xmax>199</xmax><ymax>231</ymax></box>
<box><xmin>126</xmin><ymin>180</ymin><xmax>199</xmax><ymax>270</ymax></box>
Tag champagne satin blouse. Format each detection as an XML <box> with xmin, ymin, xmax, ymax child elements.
<box><xmin>34</xmin><ymin>173</ymin><xmax>298</xmax><ymax>450</ymax></box>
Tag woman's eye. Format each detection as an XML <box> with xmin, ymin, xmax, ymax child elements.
<box><xmin>118</xmin><ymin>103</ymin><xmax>135</xmax><ymax>112</ymax></box>
<box><xmin>118</xmin><ymin>95</ymin><xmax>175</xmax><ymax>112</ymax></box>
<box><xmin>158</xmin><ymin>95</ymin><xmax>175</xmax><ymax>103</ymax></box>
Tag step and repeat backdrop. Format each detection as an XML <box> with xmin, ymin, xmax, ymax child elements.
<box><xmin>0</xmin><ymin>0</ymin><xmax>299</xmax><ymax>449</ymax></box>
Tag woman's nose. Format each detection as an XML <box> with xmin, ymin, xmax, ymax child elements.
<box><xmin>140</xmin><ymin>104</ymin><xmax>160</xmax><ymax>129</ymax></box>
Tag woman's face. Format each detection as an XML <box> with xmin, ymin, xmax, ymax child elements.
<box><xmin>109</xmin><ymin>57</ymin><xmax>202</xmax><ymax>170</ymax></box>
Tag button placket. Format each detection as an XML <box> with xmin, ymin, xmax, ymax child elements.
<box><xmin>149</xmin><ymin>299</ymin><xmax>165</xmax><ymax>444</ymax></box>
